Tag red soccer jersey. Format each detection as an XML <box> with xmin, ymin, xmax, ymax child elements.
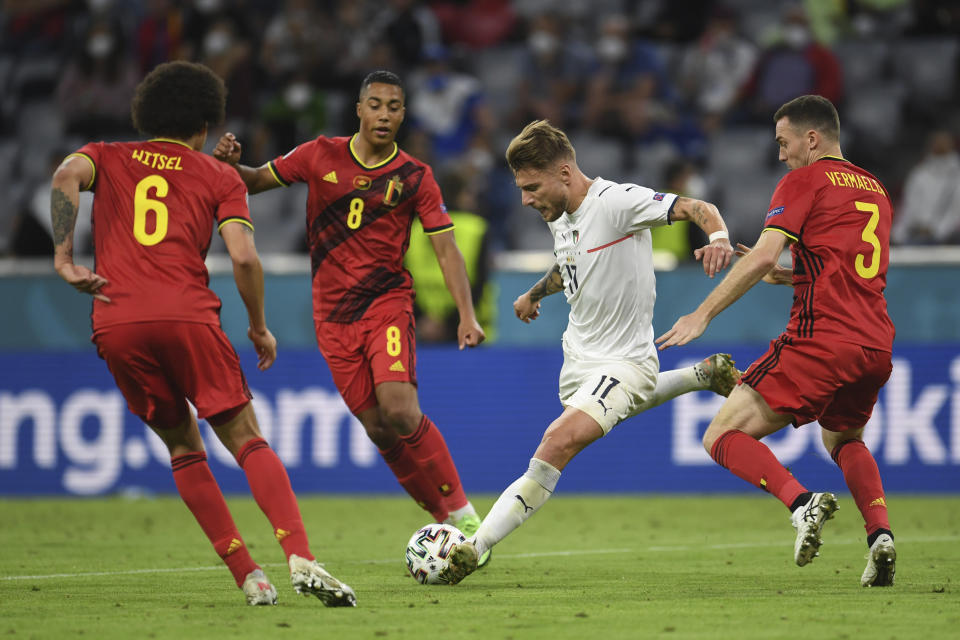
<box><xmin>269</xmin><ymin>135</ymin><xmax>453</xmax><ymax>323</ymax></box>
<box><xmin>70</xmin><ymin>138</ymin><xmax>252</xmax><ymax>331</ymax></box>
<box><xmin>764</xmin><ymin>155</ymin><xmax>895</xmax><ymax>351</ymax></box>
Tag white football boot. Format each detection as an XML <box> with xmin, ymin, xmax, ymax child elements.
<box><xmin>242</xmin><ymin>568</ymin><xmax>278</xmax><ymax>606</ymax></box>
<box><xmin>790</xmin><ymin>492</ymin><xmax>838</xmax><ymax>566</ymax></box>
<box><xmin>861</xmin><ymin>533</ymin><xmax>896</xmax><ymax>587</ymax></box>
<box><xmin>289</xmin><ymin>554</ymin><xmax>357</xmax><ymax>607</ymax></box>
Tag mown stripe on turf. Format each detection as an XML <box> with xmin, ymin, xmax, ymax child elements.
<box><xmin>3</xmin><ymin>536</ymin><xmax>957</xmax><ymax>581</ymax></box>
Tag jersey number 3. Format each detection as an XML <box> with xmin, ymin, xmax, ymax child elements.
<box><xmin>133</xmin><ymin>175</ymin><xmax>169</xmax><ymax>246</ymax></box>
<box><xmin>854</xmin><ymin>200</ymin><xmax>881</xmax><ymax>279</ymax></box>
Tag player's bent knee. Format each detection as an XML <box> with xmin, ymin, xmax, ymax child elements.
<box><xmin>701</xmin><ymin>421</ymin><xmax>730</xmax><ymax>454</ymax></box>
<box><xmin>379</xmin><ymin>405</ymin><xmax>421</xmax><ymax>433</ymax></box>
<box><xmin>365</xmin><ymin>423</ymin><xmax>399</xmax><ymax>449</ymax></box>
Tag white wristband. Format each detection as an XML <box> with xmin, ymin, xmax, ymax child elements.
<box><xmin>708</xmin><ymin>230</ymin><xmax>729</xmax><ymax>243</ymax></box>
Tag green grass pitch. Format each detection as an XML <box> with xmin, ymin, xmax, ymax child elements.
<box><xmin>2</xmin><ymin>495</ymin><xmax>957</xmax><ymax>639</ymax></box>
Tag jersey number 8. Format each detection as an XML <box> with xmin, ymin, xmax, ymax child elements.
<box><xmin>348</xmin><ymin>197</ymin><xmax>364</xmax><ymax>229</ymax></box>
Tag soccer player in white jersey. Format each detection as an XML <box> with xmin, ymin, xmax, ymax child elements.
<box><xmin>441</xmin><ymin>120</ymin><xmax>736</xmax><ymax>584</ymax></box>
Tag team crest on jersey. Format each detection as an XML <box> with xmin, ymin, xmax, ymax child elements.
<box><xmin>384</xmin><ymin>175</ymin><xmax>403</xmax><ymax>207</ymax></box>
<box><xmin>766</xmin><ymin>206</ymin><xmax>785</xmax><ymax>220</ymax></box>
<box><xmin>572</xmin><ymin>230</ymin><xmax>579</xmax><ymax>244</ymax></box>
<box><xmin>653</xmin><ymin>192</ymin><xmax>665</xmax><ymax>201</ymax></box>
<box><xmin>353</xmin><ymin>175</ymin><xmax>371</xmax><ymax>190</ymax></box>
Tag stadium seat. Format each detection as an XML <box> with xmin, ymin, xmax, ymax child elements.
<box><xmin>844</xmin><ymin>82</ymin><xmax>905</xmax><ymax>147</ymax></box>
<box><xmin>708</xmin><ymin>126</ymin><xmax>776</xmax><ymax>179</ymax></box>
<box><xmin>892</xmin><ymin>37</ymin><xmax>959</xmax><ymax>104</ymax></box>
<box><xmin>718</xmin><ymin>168</ymin><xmax>784</xmax><ymax>245</ymax></box>
<box><xmin>834</xmin><ymin>40</ymin><xmax>892</xmax><ymax>93</ymax></box>
<box><xmin>568</xmin><ymin>132</ymin><xmax>628</xmax><ymax>183</ymax></box>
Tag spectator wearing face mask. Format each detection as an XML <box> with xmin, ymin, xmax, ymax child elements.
<box><xmin>56</xmin><ymin>19</ymin><xmax>139</xmax><ymax>138</ymax></box>
<box><xmin>253</xmin><ymin>74</ymin><xmax>326</xmax><ymax>162</ymax></box>
<box><xmin>582</xmin><ymin>15</ymin><xmax>677</xmax><ymax>157</ymax></box>
<box><xmin>407</xmin><ymin>45</ymin><xmax>495</xmax><ymax>162</ymax></box>
<box><xmin>676</xmin><ymin>6</ymin><xmax>758</xmax><ymax>133</ymax></box>
<box><xmin>738</xmin><ymin>6</ymin><xmax>843</xmax><ymax>123</ymax></box>
<box><xmin>650</xmin><ymin>159</ymin><xmax>712</xmax><ymax>263</ymax></box>
<box><xmin>199</xmin><ymin>18</ymin><xmax>255</xmax><ymax>124</ymax></box>
<box><xmin>135</xmin><ymin>0</ymin><xmax>187</xmax><ymax>76</ymax></box>
<box><xmin>892</xmin><ymin>130</ymin><xmax>960</xmax><ymax>245</ymax></box>
<box><xmin>512</xmin><ymin>13</ymin><xmax>593</xmax><ymax>131</ymax></box>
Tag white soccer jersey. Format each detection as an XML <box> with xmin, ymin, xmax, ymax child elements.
<box><xmin>549</xmin><ymin>177</ymin><xmax>677</xmax><ymax>365</ymax></box>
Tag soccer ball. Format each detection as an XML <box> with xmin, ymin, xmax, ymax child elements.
<box><xmin>404</xmin><ymin>523</ymin><xmax>466</xmax><ymax>584</ymax></box>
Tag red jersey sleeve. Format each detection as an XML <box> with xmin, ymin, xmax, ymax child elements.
<box><xmin>763</xmin><ymin>170</ymin><xmax>816</xmax><ymax>241</ymax></box>
<box><xmin>68</xmin><ymin>142</ymin><xmax>103</xmax><ymax>190</ymax></box>
<box><xmin>415</xmin><ymin>165</ymin><xmax>453</xmax><ymax>234</ymax></box>
<box><xmin>269</xmin><ymin>138</ymin><xmax>321</xmax><ymax>186</ymax></box>
<box><xmin>214</xmin><ymin>169</ymin><xmax>253</xmax><ymax>233</ymax></box>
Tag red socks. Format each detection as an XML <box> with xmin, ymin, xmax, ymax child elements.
<box><xmin>171</xmin><ymin>452</ymin><xmax>257</xmax><ymax>587</ymax></box>
<box><xmin>379</xmin><ymin>440</ymin><xmax>448</xmax><ymax>521</ymax></box>
<box><xmin>831</xmin><ymin>439</ymin><xmax>891</xmax><ymax>536</ymax></box>
<box><xmin>400</xmin><ymin>415</ymin><xmax>468</xmax><ymax>516</ymax></box>
<box><xmin>236</xmin><ymin>438</ymin><xmax>314</xmax><ymax>561</ymax></box>
<box><xmin>710</xmin><ymin>429</ymin><xmax>808</xmax><ymax>509</ymax></box>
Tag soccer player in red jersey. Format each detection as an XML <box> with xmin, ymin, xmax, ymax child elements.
<box><xmin>213</xmin><ymin>70</ymin><xmax>492</xmax><ymax>564</ymax></box>
<box><xmin>51</xmin><ymin>61</ymin><xmax>356</xmax><ymax>606</ymax></box>
<box><xmin>657</xmin><ymin>95</ymin><xmax>896</xmax><ymax>587</ymax></box>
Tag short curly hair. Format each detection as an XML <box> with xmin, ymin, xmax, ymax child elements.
<box><xmin>131</xmin><ymin>61</ymin><xmax>226</xmax><ymax>139</ymax></box>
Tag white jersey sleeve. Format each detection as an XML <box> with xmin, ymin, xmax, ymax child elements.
<box><xmin>600</xmin><ymin>182</ymin><xmax>678</xmax><ymax>234</ymax></box>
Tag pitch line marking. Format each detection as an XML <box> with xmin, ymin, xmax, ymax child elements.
<box><xmin>2</xmin><ymin>536</ymin><xmax>957</xmax><ymax>582</ymax></box>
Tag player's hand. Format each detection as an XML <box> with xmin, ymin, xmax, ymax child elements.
<box><xmin>513</xmin><ymin>292</ymin><xmax>540</xmax><ymax>323</ymax></box>
<box><xmin>213</xmin><ymin>132</ymin><xmax>242</xmax><ymax>166</ymax></box>
<box><xmin>457</xmin><ymin>317</ymin><xmax>485</xmax><ymax>350</ymax></box>
<box><xmin>655</xmin><ymin>311</ymin><xmax>709</xmax><ymax>350</ymax></box>
<box><xmin>693</xmin><ymin>239</ymin><xmax>734</xmax><ymax>278</ymax></box>
<box><xmin>55</xmin><ymin>262</ymin><xmax>110</xmax><ymax>302</ymax></box>
<box><xmin>248</xmin><ymin>326</ymin><xmax>277</xmax><ymax>370</ymax></box>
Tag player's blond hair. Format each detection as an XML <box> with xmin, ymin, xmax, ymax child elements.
<box><xmin>505</xmin><ymin>120</ymin><xmax>576</xmax><ymax>173</ymax></box>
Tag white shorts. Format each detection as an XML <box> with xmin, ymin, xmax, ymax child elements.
<box><xmin>558</xmin><ymin>350</ymin><xmax>659</xmax><ymax>434</ymax></box>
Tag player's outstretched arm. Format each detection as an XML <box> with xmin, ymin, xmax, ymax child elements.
<box><xmin>221</xmin><ymin>222</ymin><xmax>276</xmax><ymax>370</ymax></box>
<box><xmin>670</xmin><ymin>197</ymin><xmax>734</xmax><ymax>278</ymax></box>
<box><xmin>212</xmin><ymin>132</ymin><xmax>282</xmax><ymax>195</ymax></box>
<box><xmin>428</xmin><ymin>230</ymin><xmax>485</xmax><ymax>349</ymax></box>
<box><xmin>50</xmin><ymin>156</ymin><xmax>110</xmax><ymax>302</ymax></box>
<box><xmin>656</xmin><ymin>229</ymin><xmax>787</xmax><ymax>350</ymax></box>
<box><xmin>514</xmin><ymin>263</ymin><xmax>563</xmax><ymax>324</ymax></box>
<box><xmin>735</xmin><ymin>243</ymin><xmax>794</xmax><ymax>285</ymax></box>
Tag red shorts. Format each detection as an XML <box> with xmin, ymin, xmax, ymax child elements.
<box><xmin>93</xmin><ymin>321</ymin><xmax>251</xmax><ymax>429</ymax></box>
<box><xmin>741</xmin><ymin>334</ymin><xmax>892</xmax><ymax>431</ymax></box>
<box><xmin>315</xmin><ymin>308</ymin><xmax>417</xmax><ymax>414</ymax></box>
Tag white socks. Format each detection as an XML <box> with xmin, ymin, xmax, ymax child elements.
<box><xmin>636</xmin><ymin>365</ymin><xmax>702</xmax><ymax>412</ymax></box>
<box><xmin>471</xmin><ymin>458</ymin><xmax>561</xmax><ymax>556</ymax></box>
<box><xmin>445</xmin><ymin>503</ymin><xmax>477</xmax><ymax>524</ymax></box>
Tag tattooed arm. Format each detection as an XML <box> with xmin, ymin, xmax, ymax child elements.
<box><xmin>670</xmin><ymin>196</ymin><xmax>734</xmax><ymax>278</ymax></box>
<box><xmin>51</xmin><ymin>156</ymin><xmax>110</xmax><ymax>302</ymax></box>
<box><xmin>513</xmin><ymin>263</ymin><xmax>564</xmax><ymax>324</ymax></box>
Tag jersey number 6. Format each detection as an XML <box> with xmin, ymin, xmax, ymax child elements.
<box><xmin>133</xmin><ymin>174</ymin><xmax>169</xmax><ymax>246</ymax></box>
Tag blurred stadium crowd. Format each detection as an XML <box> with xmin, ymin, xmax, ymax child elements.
<box><xmin>1</xmin><ymin>0</ymin><xmax>959</xmax><ymax>260</ymax></box>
